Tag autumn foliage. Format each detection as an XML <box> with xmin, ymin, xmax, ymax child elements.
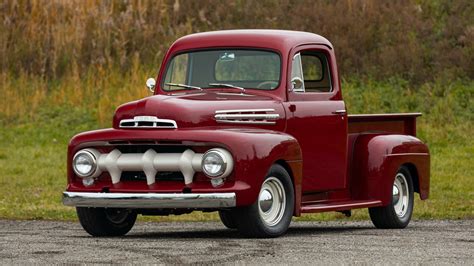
<box><xmin>1</xmin><ymin>0</ymin><xmax>472</xmax><ymax>83</ymax></box>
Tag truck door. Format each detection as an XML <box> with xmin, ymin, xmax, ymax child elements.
<box><xmin>285</xmin><ymin>45</ymin><xmax>348</xmax><ymax>192</ymax></box>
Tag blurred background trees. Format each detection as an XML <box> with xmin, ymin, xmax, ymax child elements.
<box><xmin>1</xmin><ymin>0</ymin><xmax>472</xmax><ymax>83</ymax></box>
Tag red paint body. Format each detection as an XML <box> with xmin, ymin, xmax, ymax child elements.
<box><xmin>66</xmin><ymin>30</ymin><xmax>430</xmax><ymax>216</ymax></box>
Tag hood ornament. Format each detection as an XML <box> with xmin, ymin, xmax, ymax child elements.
<box><xmin>120</xmin><ymin>116</ymin><xmax>177</xmax><ymax>129</ymax></box>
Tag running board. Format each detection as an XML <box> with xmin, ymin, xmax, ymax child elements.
<box><xmin>300</xmin><ymin>200</ymin><xmax>382</xmax><ymax>213</ymax></box>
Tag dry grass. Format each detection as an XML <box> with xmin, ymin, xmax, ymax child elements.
<box><xmin>0</xmin><ymin>66</ymin><xmax>151</xmax><ymax>126</ymax></box>
<box><xmin>1</xmin><ymin>0</ymin><xmax>473</xmax><ymax>124</ymax></box>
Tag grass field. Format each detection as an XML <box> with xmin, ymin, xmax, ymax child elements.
<box><xmin>0</xmin><ymin>74</ymin><xmax>472</xmax><ymax>221</ymax></box>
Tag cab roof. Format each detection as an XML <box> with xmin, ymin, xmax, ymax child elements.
<box><xmin>168</xmin><ymin>30</ymin><xmax>333</xmax><ymax>53</ymax></box>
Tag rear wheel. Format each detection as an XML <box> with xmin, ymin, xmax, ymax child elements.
<box><xmin>369</xmin><ymin>166</ymin><xmax>414</xmax><ymax>229</ymax></box>
<box><xmin>235</xmin><ymin>164</ymin><xmax>294</xmax><ymax>238</ymax></box>
<box><xmin>76</xmin><ymin>207</ymin><xmax>137</xmax><ymax>236</ymax></box>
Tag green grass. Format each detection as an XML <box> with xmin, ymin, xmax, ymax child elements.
<box><xmin>0</xmin><ymin>79</ymin><xmax>472</xmax><ymax>221</ymax></box>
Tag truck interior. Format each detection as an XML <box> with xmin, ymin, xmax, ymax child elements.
<box><xmin>300</xmin><ymin>51</ymin><xmax>332</xmax><ymax>93</ymax></box>
<box><xmin>163</xmin><ymin>49</ymin><xmax>281</xmax><ymax>90</ymax></box>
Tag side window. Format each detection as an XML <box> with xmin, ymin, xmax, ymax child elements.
<box><xmin>164</xmin><ymin>53</ymin><xmax>189</xmax><ymax>90</ymax></box>
<box><xmin>301</xmin><ymin>55</ymin><xmax>323</xmax><ymax>81</ymax></box>
<box><xmin>300</xmin><ymin>52</ymin><xmax>332</xmax><ymax>93</ymax></box>
<box><xmin>291</xmin><ymin>53</ymin><xmax>305</xmax><ymax>92</ymax></box>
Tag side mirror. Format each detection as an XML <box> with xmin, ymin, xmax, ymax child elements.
<box><xmin>291</xmin><ymin>77</ymin><xmax>303</xmax><ymax>91</ymax></box>
<box><xmin>146</xmin><ymin>78</ymin><xmax>156</xmax><ymax>93</ymax></box>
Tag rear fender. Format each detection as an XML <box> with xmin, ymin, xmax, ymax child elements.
<box><xmin>350</xmin><ymin>134</ymin><xmax>430</xmax><ymax>205</ymax></box>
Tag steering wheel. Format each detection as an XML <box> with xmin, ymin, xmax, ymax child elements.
<box><xmin>257</xmin><ymin>81</ymin><xmax>279</xmax><ymax>89</ymax></box>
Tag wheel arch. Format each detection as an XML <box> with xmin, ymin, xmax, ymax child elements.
<box><xmin>274</xmin><ymin>159</ymin><xmax>303</xmax><ymax>216</ymax></box>
<box><xmin>274</xmin><ymin>160</ymin><xmax>294</xmax><ymax>181</ymax></box>
<box><xmin>223</xmin><ymin>129</ymin><xmax>302</xmax><ymax>208</ymax></box>
<box><xmin>403</xmin><ymin>163</ymin><xmax>420</xmax><ymax>195</ymax></box>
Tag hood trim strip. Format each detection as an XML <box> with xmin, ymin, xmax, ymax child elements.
<box><xmin>215</xmin><ymin>108</ymin><xmax>276</xmax><ymax>114</ymax></box>
<box><xmin>214</xmin><ymin>109</ymin><xmax>279</xmax><ymax>125</ymax></box>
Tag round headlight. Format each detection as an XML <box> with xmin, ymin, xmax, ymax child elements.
<box><xmin>202</xmin><ymin>149</ymin><xmax>229</xmax><ymax>178</ymax></box>
<box><xmin>73</xmin><ymin>150</ymin><xmax>97</xmax><ymax>177</ymax></box>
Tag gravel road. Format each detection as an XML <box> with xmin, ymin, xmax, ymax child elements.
<box><xmin>0</xmin><ymin>219</ymin><xmax>472</xmax><ymax>264</ymax></box>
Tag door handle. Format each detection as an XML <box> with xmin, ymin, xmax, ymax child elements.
<box><xmin>332</xmin><ymin>110</ymin><xmax>347</xmax><ymax>115</ymax></box>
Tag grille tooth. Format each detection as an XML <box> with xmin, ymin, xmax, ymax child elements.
<box><xmin>95</xmin><ymin>148</ymin><xmax>202</xmax><ymax>185</ymax></box>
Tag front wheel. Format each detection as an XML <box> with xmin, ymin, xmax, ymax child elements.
<box><xmin>76</xmin><ymin>207</ymin><xmax>137</xmax><ymax>236</ymax></box>
<box><xmin>369</xmin><ymin>166</ymin><xmax>414</xmax><ymax>229</ymax></box>
<box><xmin>218</xmin><ymin>210</ymin><xmax>237</xmax><ymax>229</ymax></box>
<box><xmin>235</xmin><ymin>164</ymin><xmax>294</xmax><ymax>238</ymax></box>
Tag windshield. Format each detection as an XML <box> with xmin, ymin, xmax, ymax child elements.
<box><xmin>162</xmin><ymin>49</ymin><xmax>281</xmax><ymax>91</ymax></box>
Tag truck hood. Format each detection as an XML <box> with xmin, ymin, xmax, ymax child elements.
<box><xmin>113</xmin><ymin>92</ymin><xmax>286</xmax><ymax>130</ymax></box>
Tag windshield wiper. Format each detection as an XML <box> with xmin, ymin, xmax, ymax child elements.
<box><xmin>165</xmin><ymin>83</ymin><xmax>202</xmax><ymax>91</ymax></box>
<box><xmin>208</xmin><ymin>83</ymin><xmax>246</xmax><ymax>93</ymax></box>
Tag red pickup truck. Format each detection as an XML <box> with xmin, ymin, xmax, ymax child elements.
<box><xmin>63</xmin><ymin>30</ymin><xmax>430</xmax><ymax>238</ymax></box>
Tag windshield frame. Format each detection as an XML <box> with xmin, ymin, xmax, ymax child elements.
<box><xmin>159</xmin><ymin>47</ymin><xmax>283</xmax><ymax>92</ymax></box>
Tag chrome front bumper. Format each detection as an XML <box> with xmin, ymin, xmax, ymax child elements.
<box><xmin>62</xmin><ymin>191</ymin><xmax>236</xmax><ymax>209</ymax></box>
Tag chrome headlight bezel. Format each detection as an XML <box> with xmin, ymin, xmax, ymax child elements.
<box><xmin>72</xmin><ymin>150</ymin><xmax>97</xmax><ymax>178</ymax></box>
<box><xmin>201</xmin><ymin>148</ymin><xmax>233</xmax><ymax>178</ymax></box>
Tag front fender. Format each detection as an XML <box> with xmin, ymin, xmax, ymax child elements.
<box><xmin>350</xmin><ymin>133</ymin><xmax>430</xmax><ymax>205</ymax></box>
<box><xmin>222</xmin><ymin>129</ymin><xmax>303</xmax><ymax>207</ymax></box>
<box><xmin>68</xmin><ymin>127</ymin><xmax>302</xmax><ymax>207</ymax></box>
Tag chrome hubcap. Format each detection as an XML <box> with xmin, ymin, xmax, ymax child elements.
<box><xmin>392</xmin><ymin>185</ymin><xmax>400</xmax><ymax>203</ymax></box>
<box><xmin>258</xmin><ymin>177</ymin><xmax>286</xmax><ymax>226</ymax></box>
<box><xmin>393</xmin><ymin>173</ymin><xmax>409</xmax><ymax>218</ymax></box>
<box><xmin>259</xmin><ymin>189</ymin><xmax>273</xmax><ymax>212</ymax></box>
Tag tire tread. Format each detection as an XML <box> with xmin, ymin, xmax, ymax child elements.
<box><xmin>218</xmin><ymin>210</ymin><xmax>237</xmax><ymax>229</ymax></box>
<box><xmin>235</xmin><ymin>164</ymin><xmax>294</xmax><ymax>238</ymax></box>
<box><xmin>369</xmin><ymin>166</ymin><xmax>414</xmax><ymax>229</ymax></box>
<box><xmin>76</xmin><ymin>207</ymin><xmax>137</xmax><ymax>237</ymax></box>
